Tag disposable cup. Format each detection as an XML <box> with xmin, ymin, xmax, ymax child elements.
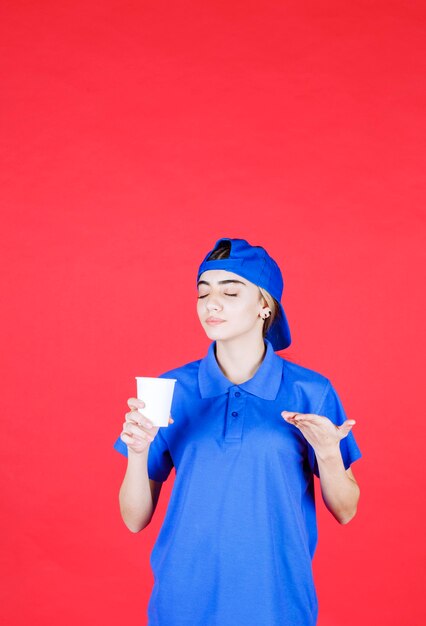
<box><xmin>135</xmin><ymin>377</ymin><xmax>177</xmax><ymax>427</ymax></box>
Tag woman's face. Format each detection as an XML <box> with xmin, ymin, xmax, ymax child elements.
<box><xmin>196</xmin><ymin>269</ymin><xmax>265</xmax><ymax>343</ymax></box>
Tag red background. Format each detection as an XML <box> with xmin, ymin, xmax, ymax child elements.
<box><xmin>1</xmin><ymin>1</ymin><xmax>424</xmax><ymax>625</ymax></box>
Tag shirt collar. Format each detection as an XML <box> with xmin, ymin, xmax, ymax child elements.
<box><xmin>198</xmin><ymin>338</ymin><xmax>283</xmax><ymax>400</ymax></box>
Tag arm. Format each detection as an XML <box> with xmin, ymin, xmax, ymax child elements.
<box><xmin>119</xmin><ymin>448</ymin><xmax>163</xmax><ymax>533</ymax></box>
<box><xmin>315</xmin><ymin>450</ymin><xmax>360</xmax><ymax>524</ymax></box>
<box><xmin>282</xmin><ymin>410</ymin><xmax>360</xmax><ymax>524</ymax></box>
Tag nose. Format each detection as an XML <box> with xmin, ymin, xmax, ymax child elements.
<box><xmin>206</xmin><ymin>301</ymin><xmax>221</xmax><ymax>312</ymax></box>
<box><xmin>204</xmin><ymin>293</ymin><xmax>222</xmax><ymax>311</ymax></box>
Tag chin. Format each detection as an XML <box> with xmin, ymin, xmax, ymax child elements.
<box><xmin>203</xmin><ymin>326</ymin><xmax>229</xmax><ymax>341</ymax></box>
<box><xmin>204</xmin><ymin>328</ymin><xmax>224</xmax><ymax>338</ymax></box>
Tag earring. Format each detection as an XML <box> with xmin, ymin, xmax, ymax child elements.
<box><xmin>261</xmin><ymin>309</ymin><xmax>272</xmax><ymax>320</ymax></box>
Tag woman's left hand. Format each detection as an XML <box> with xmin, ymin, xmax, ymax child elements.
<box><xmin>281</xmin><ymin>410</ymin><xmax>356</xmax><ymax>456</ymax></box>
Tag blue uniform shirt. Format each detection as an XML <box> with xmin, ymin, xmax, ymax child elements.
<box><xmin>113</xmin><ymin>339</ymin><xmax>362</xmax><ymax>626</ymax></box>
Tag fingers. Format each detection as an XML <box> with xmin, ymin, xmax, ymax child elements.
<box><xmin>282</xmin><ymin>411</ymin><xmax>328</xmax><ymax>424</ymax></box>
<box><xmin>282</xmin><ymin>411</ymin><xmax>356</xmax><ymax>440</ymax></box>
<box><xmin>290</xmin><ymin>413</ymin><xmax>319</xmax><ymax>422</ymax></box>
<box><xmin>281</xmin><ymin>411</ymin><xmax>317</xmax><ymax>420</ymax></box>
<box><xmin>121</xmin><ymin>423</ymin><xmax>155</xmax><ymax>442</ymax></box>
<box><xmin>125</xmin><ymin>410</ymin><xmax>153</xmax><ymax>428</ymax></box>
<box><xmin>124</xmin><ymin>398</ymin><xmax>155</xmax><ymax>443</ymax></box>
<box><xmin>281</xmin><ymin>411</ymin><xmax>306</xmax><ymax>426</ymax></box>
<box><xmin>337</xmin><ymin>419</ymin><xmax>356</xmax><ymax>438</ymax></box>
<box><xmin>127</xmin><ymin>397</ymin><xmax>145</xmax><ymax>410</ymax></box>
<box><xmin>120</xmin><ymin>431</ymin><xmax>150</xmax><ymax>452</ymax></box>
<box><xmin>281</xmin><ymin>412</ymin><xmax>300</xmax><ymax>429</ymax></box>
<box><xmin>124</xmin><ymin>398</ymin><xmax>174</xmax><ymax>449</ymax></box>
<box><xmin>123</xmin><ymin>398</ymin><xmax>174</xmax><ymax>437</ymax></box>
<box><xmin>282</xmin><ymin>411</ymin><xmax>299</xmax><ymax>418</ymax></box>
<box><xmin>126</xmin><ymin>398</ymin><xmax>152</xmax><ymax>426</ymax></box>
<box><xmin>122</xmin><ymin>417</ymin><xmax>155</xmax><ymax>438</ymax></box>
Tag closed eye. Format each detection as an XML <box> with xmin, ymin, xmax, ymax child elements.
<box><xmin>197</xmin><ymin>293</ymin><xmax>238</xmax><ymax>299</ymax></box>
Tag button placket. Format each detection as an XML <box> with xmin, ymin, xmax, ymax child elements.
<box><xmin>224</xmin><ymin>387</ymin><xmax>246</xmax><ymax>441</ymax></box>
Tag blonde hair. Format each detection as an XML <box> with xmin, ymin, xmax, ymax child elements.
<box><xmin>205</xmin><ymin>241</ymin><xmax>281</xmax><ymax>339</ymax></box>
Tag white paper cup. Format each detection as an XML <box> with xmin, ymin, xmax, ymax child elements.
<box><xmin>135</xmin><ymin>377</ymin><xmax>177</xmax><ymax>427</ymax></box>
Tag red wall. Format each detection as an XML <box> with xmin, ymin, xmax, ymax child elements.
<box><xmin>1</xmin><ymin>2</ymin><xmax>424</xmax><ymax>625</ymax></box>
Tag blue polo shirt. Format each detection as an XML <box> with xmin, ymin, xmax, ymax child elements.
<box><xmin>113</xmin><ymin>339</ymin><xmax>362</xmax><ymax>626</ymax></box>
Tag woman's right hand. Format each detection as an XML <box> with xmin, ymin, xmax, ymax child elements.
<box><xmin>120</xmin><ymin>398</ymin><xmax>174</xmax><ymax>455</ymax></box>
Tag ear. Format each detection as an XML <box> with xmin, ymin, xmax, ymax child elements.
<box><xmin>258</xmin><ymin>294</ymin><xmax>268</xmax><ymax>307</ymax></box>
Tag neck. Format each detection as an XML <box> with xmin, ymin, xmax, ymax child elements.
<box><xmin>214</xmin><ymin>334</ymin><xmax>267</xmax><ymax>385</ymax></box>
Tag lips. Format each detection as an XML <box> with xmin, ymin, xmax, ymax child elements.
<box><xmin>206</xmin><ymin>317</ymin><xmax>225</xmax><ymax>324</ymax></box>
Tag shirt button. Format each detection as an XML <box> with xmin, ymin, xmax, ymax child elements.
<box><xmin>231</xmin><ymin>411</ymin><xmax>238</xmax><ymax>417</ymax></box>
<box><xmin>235</xmin><ymin>392</ymin><xmax>241</xmax><ymax>397</ymax></box>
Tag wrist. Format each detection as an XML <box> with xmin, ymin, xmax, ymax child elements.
<box><xmin>314</xmin><ymin>443</ymin><xmax>341</xmax><ymax>462</ymax></box>
<box><xmin>127</xmin><ymin>446</ymin><xmax>149</xmax><ymax>460</ymax></box>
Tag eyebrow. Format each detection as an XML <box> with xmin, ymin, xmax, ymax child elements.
<box><xmin>197</xmin><ymin>279</ymin><xmax>247</xmax><ymax>288</ymax></box>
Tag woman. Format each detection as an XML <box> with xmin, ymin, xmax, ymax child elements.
<box><xmin>114</xmin><ymin>237</ymin><xmax>362</xmax><ymax>626</ymax></box>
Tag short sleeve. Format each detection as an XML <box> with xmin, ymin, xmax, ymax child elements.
<box><xmin>307</xmin><ymin>380</ymin><xmax>362</xmax><ymax>478</ymax></box>
<box><xmin>112</xmin><ymin>428</ymin><xmax>174</xmax><ymax>482</ymax></box>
